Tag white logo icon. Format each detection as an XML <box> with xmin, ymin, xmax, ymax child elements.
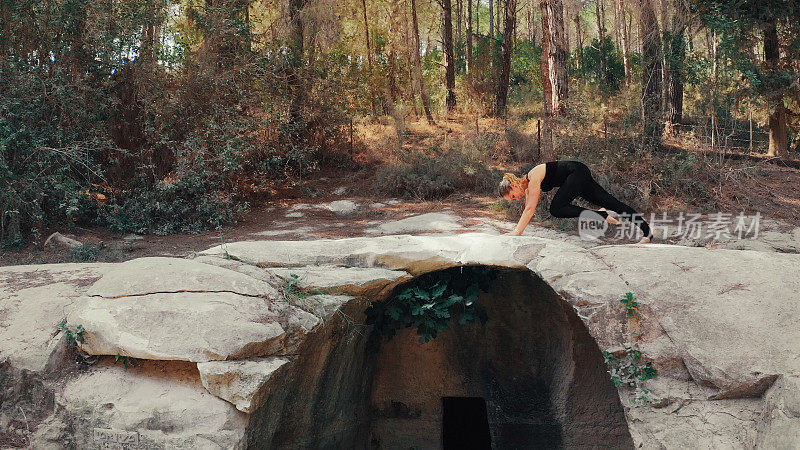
<box><xmin>578</xmin><ymin>210</ymin><xmax>609</xmax><ymax>240</ymax></box>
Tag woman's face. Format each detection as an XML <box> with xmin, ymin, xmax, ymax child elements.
<box><xmin>504</xmin><ymin>185</ymin><xmax>525</xmax><ymax>201</ymax></box>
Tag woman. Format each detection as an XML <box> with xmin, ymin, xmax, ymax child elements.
<box><xmin>499</xmin><ymin>160</ymin><xmax>654</xmax><ymax>243</ymax></box>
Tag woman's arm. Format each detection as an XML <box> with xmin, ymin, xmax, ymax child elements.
<box><xmin>507</xmin><ymin>187</ymin><xmax>542</xmax><ymax>235</ymax></box>
<box><xmin>506</xmin><ymin>164</ymin><xmax>546</xmax><ymax>236</ymax></box>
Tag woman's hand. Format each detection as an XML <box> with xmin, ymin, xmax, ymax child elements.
<box><xmin>504</xmin><ymin>230</ymin><xmax>522</xmax><ymax>236</ymax></box>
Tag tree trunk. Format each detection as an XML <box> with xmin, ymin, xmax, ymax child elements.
<box><xmin>595</xmin><ymin>0</ymin><xmax>608</xmax><ymax>85</ymax></box>
<box><xmin>542</xmin><ymin>0</ymin><xmax>568</xmax><ymax>115</ymax></box>
<box><xmin>467</xmin><ymin>0</ymin><xmax>473</xmax><ymax>75</ymax></box>
<box><xmin>618</xmin><ymin>0</ymin><xmax>631</xmax><ymax>85</ymax></box>
<box><xmin>489</xmin><ymin>0</ymin><xmax>494</xmax><ymax>39</ymax></box>
<box><xmin>764</xmin><ymin>20</ymin><xmax>788</xmax><ymax>158</ymax></box>
<box><xmin>287</xmin><ymin>0</ymin><xmax>308</xmax><ymax>127</ymax></box>
<box><xmin>476</xmin><ymin>0</ymin><xmax>480</xmax><ymax>34</ymax></box>
<box><xmin>612</xmin><ymin>0</ymin><xmax>621</xmax><ymax>48</ymax></box>
<box><xmin>411</xmin><ymin>0</ymin><xmax>436</xmax><ymax>125</ymax></box>
<box><xmin>638</xmin><ymin>0</ymin><xmax>662</xmax><ymax>145</ymax></box>
<box><xmin>405</xmin><ymin>7</ymin><xmax>420</xmax><ymax>117</ymax></box>
<box><xmin>563</xmin><ymin>2</ymin><xmax>570</xmax><ymax>57</ymax></box>
<box><xmin>660</xmin><ymin>0</ymin><xmax>669</xmax><ymax>112</ymax></box>
<box><xmin>575</xmin><ymin>10</ymin><xmax>582</xmax><ymax>68</ymax></box>
<box><xmin>443</xmin><ymin>0</ymin><xmax>457</xmax><ymax>112</ymax></box>
<box><xmin>539</xmin><ymin>0</ymin><xmax>554</xmax><ymax>160</ymax></box>
<box><xmin>456</xmin><ymin>0</ymin><xmax>463</xmax><ymax>47</ymax></box>
<box><xmin>489</xmin><ymin>0</ymin><xmax>495</xmax><ymax>75</ymax></box>
<box><xmin>540</xmin><ymin>0</ymin><xmax>553</xmax><ymax>116</ymax></box>
<box><xmin>527</xmin><ymin>7</ymin><xmax>534</xmax><ymax>44</ymax></box>
<box><xmin>664</xmin><ymin>2</ymin><xmax>685</xmax><ymax>133</ymax></box>
<box><xmin>496</xmin><ymin>0</ymin><xmax>517</xmax><ymax>115</ymax></box>
<box><xmin>361</xmin><ymin>0</ymin><xmax>377</xmax><ymax>116</ymax></box>
<box><xmin>496</xmin><ymin>0</ymin><xmax>502</xmax><ymax>34</ymax></box>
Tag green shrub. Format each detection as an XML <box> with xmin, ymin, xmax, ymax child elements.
<box><xmin>103</xmin><ymin>172</ymin><xmax>248</xmax><ymax>235</ymax></box>
<box><xmin>68</xmin><ymin>242</ymin><xmax>104</xmax><ymax>262</ymax></box>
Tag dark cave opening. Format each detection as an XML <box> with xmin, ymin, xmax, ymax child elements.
<box><xmin>247</xmin><ymin>267</ymin><xmax>634</xmax><ymax>450</ymax></box>
<box><xmin>366</xmin><ymin>267</ymin><xmax>632</xmax><ymax>449</ymax></box>
<box><xmin>441</xmin><ymin>396</ymin><xmax>492</xmax><ymax>450</ymax></box>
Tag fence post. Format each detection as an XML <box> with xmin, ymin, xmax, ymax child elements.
<box><xmin>711</xmin><ymin>113</ymin><xmax>716</xmax><ymax>151</ymax></box>
<box><xmin>537</xmin><ymin>119</ymin><xmax>541</xmax><ymax>157</ymax></box>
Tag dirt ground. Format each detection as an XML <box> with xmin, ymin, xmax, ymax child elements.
<box><xmin>2</xmin><ymin>118</ymin><xmax>799</xmax><ymax>267</ymax></box>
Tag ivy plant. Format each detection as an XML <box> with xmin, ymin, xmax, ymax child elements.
<box><xmin>57</xmin><ymin>321</ymin><xmax>86</xmax><ymax>348</ymax></box>
<box><xmin>603</xmin><ymin>344</ymin><xmax>659</xmax><ymax>404</ymax></box>
<box><xmin>619</xmin><ymin>292</ymin><xmax>639</xmax><ymax>317</ymax></box>
<box><xmin>365</xmin><ymin>266</ymin><xmax>495</xmax><ymax>343</ymax></box>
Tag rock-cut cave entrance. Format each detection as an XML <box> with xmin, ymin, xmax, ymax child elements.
<box><xmin>366</xmin><ymin>267</ymin><xmax>634</xmax><ymax>449</ymax></box>
<box><xmin>441</xmin><ymin>396</ymin><xmax>492</xmax><ymax>449</ymax></box>
<box><xmin>246</xmin><ymin>267</ymin><xmax>634</xmax><ymax>449</ymax></box>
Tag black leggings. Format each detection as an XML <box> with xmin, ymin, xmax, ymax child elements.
<box><xmin>549</xmin><ymin>163</ymin><xmax>652</xmax><ymax>238</ymax></box>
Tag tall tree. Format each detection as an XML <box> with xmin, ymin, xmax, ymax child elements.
<box><xmin>489</xmin><ymin>0</ymin><xmax>495</xmax><ymax>74</ymax></box>
<box><xmin>541</xmin><ymin>0</ymin><xmax>569</xmax><ymax>115</ymax></box>
<box><xmin>287</xmin><ymin>0</ymin><xmax>309</xmax><ymax>127</ymax></box>
<box><xmin>489</xmin><ymin>0</ymin><xmax>494</xmax><ymax>41</ymax></box>
<box><xmin>457</xmin><ymin>0</ymin><xmax>463</xmax><ymax>48</ymax></box>
<box><xmin>361</xmin><ymin>0</ymin><xmax>377</xmax><ymax>116</ymax></box>
<box><xmin>638</xmin><ymin>0</ymin><xmax>663</xmax><ymax>144</ymax></box>
<box><xmin>664</xmin><ymin>0</ymin><xmax>686</xmax><ymax>133</ymax></box>
<box><xmin>574</xmin><ymin>9</ymin><xmax>582</xmax><ymax>67</ymax></box>
<box><xmin>539</xmin><ymin>0</ymin><xmax>555</xmax><ymax>159</ymax></box>
<box><xmin>411</xmin><ymin>0</ymin><xmax>436</xmax><ymax>124</ymax></box>
<box><xmin>595</xmin><ymin>0</ymin><xmax>608</xmax><ymax>85</ymax></box>
<box><xmin>440</xmin><ymin>0</ymin><xmax>457</xmax><ymax>111</ymax></box>
<box><xmin>617</xmin><ymin>0</ymin><xmax>631</xmax><ymax>85</ymax></box>
<box><xmin>764</xmin><ymin>21</ymin><xmax>788</xmax><ymax>157</ymax></box>
<box><xmin>496</xmin><ymin>0</ymin><xmax>517</xmax><ymax>115</ymax></box>
<box><xmin>403</xmin><ymin>5</ymin><xmax>420</xmax><ymax>117</ymax></box>
<box><xmin>467</xmin><ymin>0</ymin><xmax>474</xmax><ymax>75</ymax></box>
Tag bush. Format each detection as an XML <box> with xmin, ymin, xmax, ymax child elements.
<box><xmin>373</xmin><ymin>148</ymin><xmax>500</xmax><ymax>200</ymax></box>
<box><xmin>104</xmin><ymin>172</ymin><xmax>248</xmax><ymax>235</ymax></box>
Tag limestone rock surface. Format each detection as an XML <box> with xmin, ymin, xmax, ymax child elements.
<box><xmin>3</xmin><ymin>229</ymin><xmax>799</xmax><ymax>449</ymax></box>
<box><xmin>197</xmin><ymin>357</ymin><xmax>290</xmax><ymax>413</ymax></box>
<box><xmin>67</xmin><ymin>292</ymin><xmax>286</xmax><ymax>362</ymax></box>
<box><xmin>31</xmin><ymin>360</ymin><xmax>248</xmax><ymax>449</ymax></box>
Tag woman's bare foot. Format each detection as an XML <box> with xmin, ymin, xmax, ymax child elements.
<box><xmin>599</xmin><ymin>208</ymin><xmax>621</xmax><ymax>225</ymax></box>
<box><xmin>636</xmin><ymin>230</ymin><xmax>656</xmax><ymax>244</ymax></box>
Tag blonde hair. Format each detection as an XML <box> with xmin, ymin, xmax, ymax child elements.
<box><xmin>498</xmin><ymin>173</ymin><xmax>523</xmax><ymax>196</ymax></box>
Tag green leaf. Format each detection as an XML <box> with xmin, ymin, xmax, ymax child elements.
<box><xmin>411</xmin><ymin>287</ymin><xmax>430</xmax><ymax>301</ymax></box>
<box><xmin>443</xmin><ymin>294</ymin><xmax>462</xmax><ymax>306</ymax></box>
<box><xmin>430</xmin><ymin>282</ymin><xmax>447</xmax><ymax>299</ymax></box>
<box><xmin>465</xmin><ymin>284</ymin><xmax>479</xmax><ymax>302</ymax></box>
<box><xmin>387</xmin><ymin>306</ymin><xmax>402</xmax><ymax>321</ymax></box>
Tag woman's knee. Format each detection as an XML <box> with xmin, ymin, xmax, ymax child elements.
<box><xmin>549</xmin><ymin>203</ymin><xmax>570</xmax><ymax>218</ymax></box>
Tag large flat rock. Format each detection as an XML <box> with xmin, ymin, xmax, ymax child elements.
<box><xmin>67</xmin><ymin>292</ymin><xmax>286</xmax><ymax>362</ymax></box>
<box><xmin>201</xmin><ymin>233</ymin><xmax>557</xmax><ymax>274</ymax></box>
<box><xmin>0</xmin><ymin>263</ymin><xmax>110</xmax><ymax>371</ymax></box>
<box><xmin>87</xmin><ymin>256</ymin><xmax>278</xmax><ymax>298</ymax></box>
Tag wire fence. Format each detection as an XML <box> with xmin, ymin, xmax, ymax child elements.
<box><xmin>683</xmin><ymin>113</ymin><xmax>770</xmax><ymax>154</ymax></box>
